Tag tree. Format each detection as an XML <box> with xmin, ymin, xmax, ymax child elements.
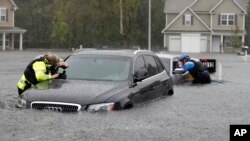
<box><xmin>15</xmin><ymin>0</ymin><xmax>53</xmax><ymax>47</ymax></box>
<box><xmin>14</xmin><ymin>0</ymin><xmax>165</xmax><ymax>49</ymax></box>
<box><xmin>51</xmin><ymin>10</ymin><xmax>69</xmax><ymax>47</ymax></box>
<box><xmin>51</xmin><ymin>0</ymin><xmax>69</xmax><ymax>47</ymax></box>
<box><xmin>230</xmin><ymin>26</ymin><xmax>243</xmax><ymax>53</ymax></box>
<box><xmin>245</xmin><ymin>0</ymin><xmax>250</xmax><ymax>46</ymax></box>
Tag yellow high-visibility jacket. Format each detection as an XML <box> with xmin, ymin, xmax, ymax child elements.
<box><xmin>17</xmin><ymin>58</ymin><xmax>52</xmax><ymax>90</ymax></box>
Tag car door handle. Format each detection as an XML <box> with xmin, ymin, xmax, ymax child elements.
<box><xmin>149</xmin><ymin>87</ymin><xmax>155</xmax><ymax>91</ymax></box>
<box><xmin>163</xmin><ymin>80</ymin><xmax>169</xmax><ymax>86</ymax></box>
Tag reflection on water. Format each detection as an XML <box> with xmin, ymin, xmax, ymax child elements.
<box><xmin>210</xmin><ymin>61</ymin><xmax>225</xmax><ymax>84</ymax></box>
<box><xmin>33</xmin><ymin>79</ymin><xmax>68</xmax><ymax>90</ymax></box>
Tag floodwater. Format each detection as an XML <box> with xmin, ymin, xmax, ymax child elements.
<box><xmin>0</xmin><ymin>50</ymin><xmax>249</xmax><ymax>141</ymax></box>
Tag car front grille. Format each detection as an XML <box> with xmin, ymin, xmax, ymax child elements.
<box><xmin>31</xmin><ymin>101</ymin><xmax>81</xmax><ymax>112</ymax></box>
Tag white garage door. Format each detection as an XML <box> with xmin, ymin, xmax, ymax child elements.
<box><xmin>169</xmin><ymin>36</ymin><xmax>181</xmax><ymax>52</ymax></box>
<box><xmin>200</xmin><ymin>37</ymin><xmax>207</xmax><ymax>52</ymax></box>
<box><xmin>181</xmin><ymin>34</ymin><xmax>200</xmax><ymax>53</ymax></box>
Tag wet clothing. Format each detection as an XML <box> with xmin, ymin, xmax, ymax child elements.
<box><xmin>182</xmin><ymin>59</ymin><xmax>211</xmax><ymax>84</ymax></box>
<box><xmin>17</xmin><ymin>57</ymin><xmax>53</xmax><ymax>95</ymax></box>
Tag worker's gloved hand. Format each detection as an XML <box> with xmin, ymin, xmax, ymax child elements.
<box><xmin>58</xmin><ymin>71</ymin><xmax>67</xmax><ymax>79</ymax></box>
<box><xmin>58</xmin><ymin>62</ymin><xmax>69</xmax><ymax>69</ymax></box>
<box><xmin>51</xmin><ymin>73</ymin><xmax>59</xmax><ymax>79</ymax></box>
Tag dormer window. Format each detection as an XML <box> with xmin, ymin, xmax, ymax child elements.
<box><xmin>185</xmin><ymin>14</ymin><xmax>191</xmax><ymax>26</ymax></box>
<box><xmin>220</xmin><ymin>13</ymin><xmax>235</xmax><ymax>26</ymax></box>
<box><xmin>0</xmin><ymin>8</ymin><xmax>7</xmax><ymax>22</ymax></box>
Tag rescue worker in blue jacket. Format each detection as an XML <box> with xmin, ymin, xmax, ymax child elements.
<box><xmin>17</xmin><ymin>53</ymin><xmax>69</xmax><ymax>96</ymax></box>
<box><xmin>178</xmin><ymin>54</ymin><xmax>211</xmax><ymax>84</ymax></box>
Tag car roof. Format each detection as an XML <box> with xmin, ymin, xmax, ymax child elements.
<box><xmin>156</xmin><ymin>53</ymin><xmax>200</xmax><ymax>62</ymax></box>
<box><xmin>73</xmin><ymin>49</ymin><xmax>155</xmax><ymax>57</ymax></box>
<box><xmin>156</xmin><ymin>53</ymin><xmax>178</xmax><ymax>59</ymax></box>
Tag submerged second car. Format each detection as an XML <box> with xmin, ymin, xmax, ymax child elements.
<box><xmin>156</xmin><ymin>53</ymin><xmax>216</xmax><ymax>84</ymax></box>
<box><xmin>20</xmin><ymin>49</ymin><xmax>174</xmax><ymax>112</ymax></box>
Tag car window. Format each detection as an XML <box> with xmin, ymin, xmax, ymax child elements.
<box><xmin>173</xmin><ymin>57</ymin><xmax>180</xmax><ymax>72</ymax></box>
<box><xmin>153</xmin><ymin>56</ymin><xmax>164</xmax><ymax>73</ymax></box>
<box><xmin>63</xmin><ymin>55</ymin><xmax>131</xmax><ymax>81</ymax></box>
<box><xmin>134</xmin><ymin>55</ymin><xmax>146</xmax><ymax>72</ymax></box>
<box><xmin>160</xmin><ymin>58</ymin><xmax>171</xmax><ymax>74</ymax></box>
<box><xmin>143</xmin><ymin>55</ymin><xmax>159</xmax><ymax>77</ymax></box>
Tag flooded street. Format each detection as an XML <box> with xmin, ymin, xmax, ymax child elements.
<box><xmin>0</xmin><ymin>50</ymin><xmax>250</xmax><ymax>141</ymax></box>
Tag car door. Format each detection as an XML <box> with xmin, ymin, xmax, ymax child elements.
<box><xmin>154</xmin><ymin>56</ymin><xmax>172</xmax><ymax>96</ymax></box>
<box><xmin>140</xmin><ymin>55</ymin><xmax>163</xmax><ymax>101</ymax></box>
<box><xmin>129</xmin><ymin>55</ymin><xmax>148</xmax><ymax>104</ymax></box>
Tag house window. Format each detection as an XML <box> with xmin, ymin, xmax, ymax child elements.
<box><xmin>185</xmin><ymin>14</ymin><xmax>191</xmax><ymax>26</ymax></box>
<box><xmin>220</xmin><ymin>13</ymin><xmax>235</xmax><ymax>25</ymax></box>
<box><xmin>0</xmin><ymin>8</ymin><xmax>7</xmax><ymax>22</ymax></box>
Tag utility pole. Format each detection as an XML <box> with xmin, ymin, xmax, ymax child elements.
<box><xmin>148</xmin><ymin>0</ymin><xmax>151</xmax><ymax>51</ymax></box>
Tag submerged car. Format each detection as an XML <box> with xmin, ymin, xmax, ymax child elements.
<box><xmin>156</xmin><ymin>53</ymin><xmax>216</xmax><ymax>84</ymax></box>
<box><xmin>20</xmin><ymin>49</ymin><xmax>174</xmax><ymax>112</ymax></box>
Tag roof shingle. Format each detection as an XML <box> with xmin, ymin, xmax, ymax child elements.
<box><xmin>164</xmin><ymin>0</ymin><xmax>248</xmax><ymax>13</ymax></box>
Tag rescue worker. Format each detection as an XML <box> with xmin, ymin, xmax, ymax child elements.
<box><xmin>178</xmin><ymin>54</ymin><xmax>211</xmax><ymax>84</ymax></box>
<box><xmin>17</xmin><ymin>52</ymin><xmax>69</xmax><ymax>96</ymax></box>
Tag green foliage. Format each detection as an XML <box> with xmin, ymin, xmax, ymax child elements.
<box><xmin>51</xmin><ymin>11</ymin><xmax>69</xmax><ymax>46</ymax></box>
<box><xmin>245</xmin><ymin>0</ymin><xmax>250</xmax><ymax>46</ymax></box>
<box><xmin>230</xmin><ymin>36</ymin><xmax>243</xmax><ymax>48</ymax></box>
<box><xmin>14</xmin><ymin>0</ymin><xmax>165</xmax><ymax>49</ymax></box>
<box><xmin>230</xmin><ymin>26</ymin><xmax>243</xmax><ymax>52</ymax></box>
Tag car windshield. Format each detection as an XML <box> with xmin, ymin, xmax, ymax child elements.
<box><xmin>160</xmin><ymin>58</ymin><xmax>171</xmax><ymax>73</ymax></box>
<box><xmin>62</xmin><ymin>55</ymin><xmax>131</xmax><ymax>81</ymax></box>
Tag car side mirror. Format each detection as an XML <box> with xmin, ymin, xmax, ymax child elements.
<box><xmin>173</xmin><ymin>68</ymin><xmax>185</xmax><ymax>74</ymax></box>
<box><xmin>58</xmin><ymin>70</ymin><xmax>67</xmax><ymax>79</ymax></box>
<box><xmin>134</xmin><ymin>68</ymin><xmax>149</xmax><ymax>82</ymax></box>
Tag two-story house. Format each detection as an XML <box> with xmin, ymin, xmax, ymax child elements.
<box><xmin>162</xmin><ymin>0</ymin><xmax>248</xmax><ymax>53</ymax></box>
<box><xmin>0</xmin><ymin>0</ymin><xmax>26</xmax><ymax>51</ymax></box>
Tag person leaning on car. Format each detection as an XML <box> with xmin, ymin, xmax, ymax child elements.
<box><xmin>178</xmin><ymin>54</ymin><xmax>211</xmax><ymax>84</ymax></box>
<box><xmin>17</xmin><ymin>52</ymin><xmax>69</xmax><ymax>96</ymax></box>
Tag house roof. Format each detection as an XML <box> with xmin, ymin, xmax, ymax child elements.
<box><xmin>162</xmin><ymin>7</ymin><xmax>212</xmax><ymax>33</ymax></box>
<box><xmin>209</xmin><ymin>0</ymin><xmax>247</xmax><ymax>14</ymax></box>
<box><xmin>164</xmin><ymin>0</ymin><xmax>196</xmax><ymax>13</ymax></box>
<box><xmin>0</xmin><ymin>27</ymin><xmax>26</xmax><ymax>33</ymax></box>
<box><xmin>164</xmin><ymin>0</ymin><xmax>248</xmax><ymax>13</ymax></box>
<box><xmin>9</xmin><ymin>0</ymin><xmax>18</xmax><ymax>10</ymax></box>
<box><xmin>235</xmin><ymin>0</ymin><xmax>248</xmax><ymax>12</ymax></box>
<box><xmin>191</xmin><ymin>0</ymin><xmax>220</xmax><ymax>12</ymax></box>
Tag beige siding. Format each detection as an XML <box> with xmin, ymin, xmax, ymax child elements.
<box><xmin>212</xmin><ymin>0</ymin><xmax>244</xmax><ymax>31</ymax></box>
<box><xmin>198</xmin><ymin>14</ymin><xmax>210</xmax><ymax>27</ymax></box>
<box><xmin>167</xmin><ymin>13</ymin><xmax>178</xmax><ymax>25</ymax></box>
<box><xmin>167</xmin><ymin>10</ymin><xmax>209</xmax><ymax>32</ymax></box>
<box><xmin>0</xmin><ymin>0</ymin><xmax>14</xmax><ymax>27</ymax></box>
<box><xmin>192</xmin><ymin>0</ymin><xmax>219</xmax><ymax>12</ymax></box>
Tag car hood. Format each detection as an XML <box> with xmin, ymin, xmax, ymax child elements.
<box><xmin>23</xmin><ymin>79</ymin><xmax>128</xmax><ymax>105</ymax></box>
